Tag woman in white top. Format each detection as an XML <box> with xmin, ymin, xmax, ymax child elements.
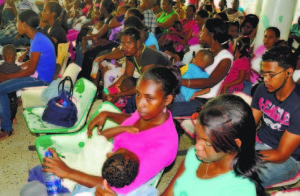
<box><xmin>171</xmin><ymin>18</ymin><xmax>233</xmax><ymax>117</ymax></box>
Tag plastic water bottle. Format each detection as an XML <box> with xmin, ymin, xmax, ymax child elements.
<box><xmin>44</xmin><ymin>151</ymin><xmax>62</xmax><ymax>195</ymax></box>
<box><xmin>90</xmin><ymin>62</ymin><xmax>99</xmax><ymax>79</ymax></box>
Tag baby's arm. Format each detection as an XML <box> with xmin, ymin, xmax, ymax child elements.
<box><xmin>190</xmin><ymin>88</ymin><xmax>210</xmax><ymax>100</ymax></box>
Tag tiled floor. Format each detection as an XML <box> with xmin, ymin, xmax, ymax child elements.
<box><xmin>0</xmin><ymin>100</ymin><xmax>299</xmax><ymax>195</ymax></box>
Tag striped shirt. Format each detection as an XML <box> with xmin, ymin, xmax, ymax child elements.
<box><xmin>0</xmin><ymin>62</ymin><xmax>21</xmax><ymax>74</ymax></box>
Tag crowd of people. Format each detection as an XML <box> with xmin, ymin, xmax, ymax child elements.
<box><xmin>1</xmin><ymin>0</ymin><xmax>300</xmax><ymax>195</ymax></box>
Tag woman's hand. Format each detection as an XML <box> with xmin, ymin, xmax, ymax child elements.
<box><xmin>190</xmin><ymin>93</ymin><xmax>196</xmax><ymax>101</ymax></box>
<box><xmin>42</xmin><ymin>148</ymin><xmax>72</xmax><ymax>178</ymax></box>
<box><xmin>93</xmin><ymin>55</ymin><xmax>105</xmax><ymax>66</ymax></box>
<box><xmin>95</xmin><ymin>180</ymin><xmax>117</xmax><ymax>196</ymax></box>
<box><xmin>87</xmin><ymin>112</ymin><xmax>108</xmax><ymax>136</ymax></box>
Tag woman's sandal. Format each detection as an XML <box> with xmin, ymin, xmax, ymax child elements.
<box><xmin>0</xmin><ymin>129</ymin><xmax>14</xmax><ymax>141</ymax></box>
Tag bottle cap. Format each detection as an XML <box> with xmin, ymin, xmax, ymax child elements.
<box><xmin>45</xmin><ymin>151</ymin><xmax>53</xmax><ymax>157</ymax></box>
<box><xmin>103</xmin><ymin>88</ymin><xmax>109</xmax><ymax>95</ymax></box>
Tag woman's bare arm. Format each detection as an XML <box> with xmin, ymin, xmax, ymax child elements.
<box><xmin>161</xmin><ymin>160</ymin><xmax>186</xmax><ymax>196</ymax></box>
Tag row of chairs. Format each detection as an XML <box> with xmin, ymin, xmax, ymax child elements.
<box><xmin>20</xmin><ymin>46</ymin><xmax>164</xmax><ymax>194</ymax></box>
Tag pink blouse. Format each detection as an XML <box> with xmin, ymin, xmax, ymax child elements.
<box><xmin>112</xmin><ymin>111</ymin><xmax>178</xmax><ymax>194</ymax></box>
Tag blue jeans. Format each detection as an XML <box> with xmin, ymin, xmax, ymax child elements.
<box><xmin>255</xmin><ymin>142</ymin><xmax>300</xmax><ymax>187</ymax></box>
<box><xmin>171</xmin><ymin>98</ymin><xmax>205</xmax><ymax>117</ymax></box>
<box><xmin>0</xmin><ymin>77</ymin><xmax>48</xmax><ymax>131</ymax></box>
<box><xmin>242</xmin><ymin>81</ymin><xmax>253</xmax><ymax>96</ymax></box>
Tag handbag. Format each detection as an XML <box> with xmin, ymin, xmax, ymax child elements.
<box><xmin>42</xmin><ymin>76</ymin><xmax>78</xmax><ymax>127</ymax></box>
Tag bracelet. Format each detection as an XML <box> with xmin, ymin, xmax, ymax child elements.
<box><xmin>187</xmin><ymin>79</ymin><xmax>190</xmax><ymax>87</ymax></box>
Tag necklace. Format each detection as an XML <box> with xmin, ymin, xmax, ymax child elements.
<box><xmin>201</xmin><ymin>163</ymin><xmax>225</xmax><ymax>179</ymax></box>
<box><xmin>134</xmin><ymin>44</ymin><xmax>146</xmax><ymax>73</ymax></box>
<box><xmin>202</xmin><ymin>163</ymin><xmax>210</xmax><ymax>179</ymax></box>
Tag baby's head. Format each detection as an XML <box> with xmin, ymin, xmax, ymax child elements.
<box><xmin>2</xmin><ymin>44</ymin><xmax>16</xmax><ymax>64</ymax></box>
<box><xmin>172</xmin><ymin>20</ymin><xmax>182</xmax><ymax>32</ymax></box>
<box><xmin>117</xmin><ymin>5</ymin><xmax>130</xmax><ymax>16</ymax></box>
<box><xmin>102</xmin><ymin>148</ymin><xmax>139</xmax><ymax>188</ymax></box>
<box><xmin>192</xmin><ymin>50</ymin><xmax>214</xmax><ymax>69</ymax></box>
<box><xmin>119</xmin><ymin>76</ymin><xmax>137</xmax><ymax>92</ymax></box>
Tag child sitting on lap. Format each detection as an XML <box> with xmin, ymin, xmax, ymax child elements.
<box><xmin>176</xmin><ymin>50</ymin><xmax>214</xmax><ymax>102</ymax></box>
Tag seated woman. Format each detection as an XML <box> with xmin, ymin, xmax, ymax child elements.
<box><xmin>104</xmin><ymin>27</ymin><xmax>170</xmax><ymax>103</ymax></box>
<box><xmin>76</xmin><ymin>0</ymin><xmax>117</xmax><ymax>72</ymax></box>
<box><xmin>222</xmin><ymin>0</ymin><xmax>244</xmax><ymax>23</ymax></box>
<box><xmin>0</xmin><ymin>10</ymin><xmax>56</xmax><ymax>140</ymax></box>
<box><xmin>162</xmin><ymin>94</ymin><xmax>266</xmax><ymax>196</ymax></box>
<box><xmin>171</xmin><ymin>18</ymin><xmax>233</xmax><ymax>117</ymax></box>
<box><xmin>41</xmin><ymin>2</ymin><xmax>68</xmax><ymax>53</ymax></box>
<box><xmin>36</xmin><ymin>66</ymin><xmax>180</xmax><ymax>195</ymax></box>
<box><xmin>156</xmin><ymin>0</ymin><xmax>179</xmax><ymax>40</ymax></box>
<box><xmin>176</xmin><ymin>9</ymin><xmax>208</xmax><ymax>63</ymax></box>
<box><xmin>92</xmin><ymin>15</ymin><xmax>159</xmax><ymax>88</ymax></box>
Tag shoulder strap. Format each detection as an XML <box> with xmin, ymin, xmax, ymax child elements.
<box><xmin>58</xmin><ymin>76</ymin><xmax>74</xmax><ymax>94</ymax></box>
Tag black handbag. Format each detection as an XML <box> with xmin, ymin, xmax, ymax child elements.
<box><xmin>42</xmin><ymin>76</ymin><xmax>78</xmax><ymax>127</ymax></box>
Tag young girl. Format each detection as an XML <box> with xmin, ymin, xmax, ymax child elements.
<box><xmin>162</xmin><ymin>94</ymin><xmax>266</xmax><ymax>196</ymax></box>
<box><xmin>226</xmin><ymin>21</ymin><xmax>240</xmax><ymax>53</ymax></box>
<box><xmin>38</xmin><ymin>66</ymin><xmax>180</xmax><ymax>195</ymax></box>
<box><xmin>221</xmin><ymin>36</ymin><xmax>250</xmax><ymax>93</ymax></box>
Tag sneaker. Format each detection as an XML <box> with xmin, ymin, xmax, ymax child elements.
<box><xmin>0</xmin><ymin>129</ymin><xmax>14</xmax><ymax>141</ymax></box>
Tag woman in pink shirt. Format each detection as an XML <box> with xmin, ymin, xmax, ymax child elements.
<box><xmin>42</xmin><ymin>66</ymin><xmax>180</xmax><ymax>195</ymax></box>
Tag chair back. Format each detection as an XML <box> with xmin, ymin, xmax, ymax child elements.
<box><xmin>23</xmin><ymin>78</ymin><xmax>97</xmax><ymax>134</ymax></box>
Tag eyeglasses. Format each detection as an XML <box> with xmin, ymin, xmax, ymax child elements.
<box><xmin>260</xmin><ymin>69</ymin><xmax>287</xmax><ymax>79</ymax></box>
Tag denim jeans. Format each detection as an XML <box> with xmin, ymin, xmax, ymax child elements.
<box><xmin>242</xmin><ymin>81</ymin><xmax>253</xmax><ymax>96</ymax></box>
<box><xmin>0</xmin><ymin>77</ymin><xmax>48</xmax><ymax>131</ymax></box>
<box><xmin>255</xmin><ymin>142</ymin><xmax>300</xmax><ymax>187</ymax></box>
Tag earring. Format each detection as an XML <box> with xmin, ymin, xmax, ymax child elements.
<box><xmin>163</xmin><ymin>107</ymin><xmax>167</xmax><ymax>113</ymax></box>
